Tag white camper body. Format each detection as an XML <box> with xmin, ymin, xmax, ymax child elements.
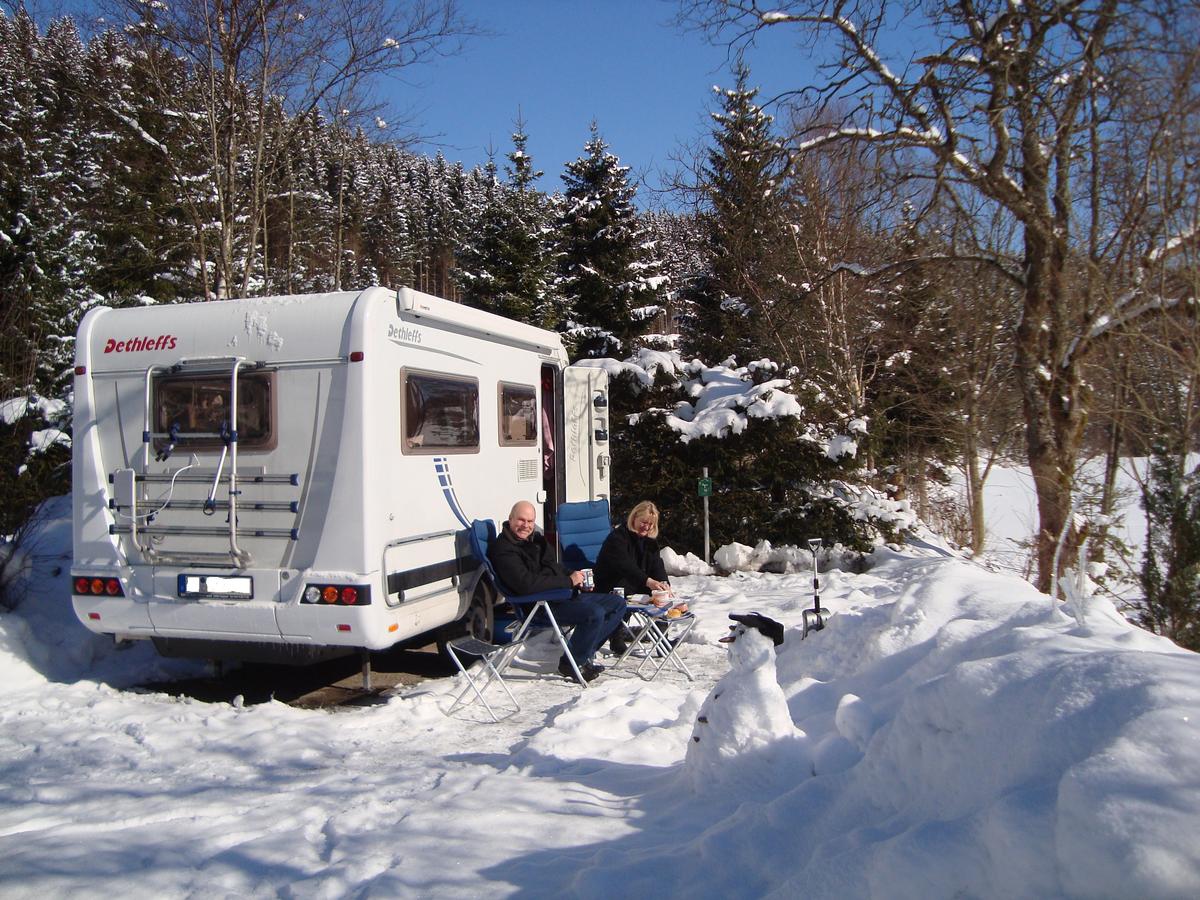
<box><xmin>71</xmin><ymin>287</ymin><xmax>611</xmax><ymax>661</ymax></box>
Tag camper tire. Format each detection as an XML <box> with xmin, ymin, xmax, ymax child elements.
<box><xmin>464</xmin><ymin>584</ymin><xmax>495</xmax><ymax>644</ymax></box>
<box><xmin>438</xmin><ymin>582</ymin><xmax>496</xmax><ymax>655</ymax></box>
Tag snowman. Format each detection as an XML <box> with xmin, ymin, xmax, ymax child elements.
<box><xmin>685</xmin><ymin>612</ymin><xmax>811</xmax><ymax>796</ymax></box>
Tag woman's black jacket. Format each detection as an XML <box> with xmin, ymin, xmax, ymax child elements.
<box><xmin>594</xmin><ymin>523</ymin><xmax>668</xmax><ymax>595</ymax></box>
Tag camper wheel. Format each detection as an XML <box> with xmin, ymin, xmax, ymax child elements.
<box><xmin>463</xmin><ymin>583</ymin><xmax>496</xmax><ymax>644</ymax></box>
<box><xmin>438</xmin><ymin>582</ymin><xmax>496</xmax><ymax>655</ymax></box>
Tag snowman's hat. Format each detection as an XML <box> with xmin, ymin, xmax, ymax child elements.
<box><xmin>721</xmin><ymin>612</ymin><xmax>785</xmax><ymax>646</ymax></box>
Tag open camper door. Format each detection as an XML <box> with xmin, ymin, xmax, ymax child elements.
<box><xmin>561</xmin><ymin>367</ymin><xmax>610</xmax><ymax>502</ymax></box>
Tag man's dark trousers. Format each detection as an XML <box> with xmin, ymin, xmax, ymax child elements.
<box><xmin>550</xmin><ymin>593</ymin><xmax>625</xmax><ymax>664</ymax></box>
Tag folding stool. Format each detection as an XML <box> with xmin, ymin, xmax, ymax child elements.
<box><xmin>445</xmin><ymin>635</ymin><xmax>520</xmax><ymax>722</ymax></box>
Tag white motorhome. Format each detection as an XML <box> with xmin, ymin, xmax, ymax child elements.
<box><xmin>70</xmin><ymin>286</ymin><xmax>611</xmax><ymax>663</ymax></box>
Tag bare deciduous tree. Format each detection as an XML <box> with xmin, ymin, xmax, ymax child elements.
<box><xmin>780</xmin><ymin>130</ymin><xmax>887</xmax><ymax>419</ymax></box>
<box><xmin>680</xmin><ymin>0</ymin><xmax>1200</xmax><ymax>591</ymax></box>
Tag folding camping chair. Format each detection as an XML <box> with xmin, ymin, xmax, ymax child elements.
<box><xmin>556</xmin><ymin>499</ymin><xmax>612</xmax><ymax>570</ymax></box>
<box><xmin>444</xmin><ymin>635</ymin><xmax>520</xmax><ymax>722</ymax></box>
<box><xmin>466</xmin><ymin>519</ymin><xmax>591</xmax><ymax>687</ymax></box>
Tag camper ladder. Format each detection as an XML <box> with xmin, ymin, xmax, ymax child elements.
<box><xmin>109</xmin><ymin>356</ymin><xmax>298</xmax><ymax>568</ymax></box>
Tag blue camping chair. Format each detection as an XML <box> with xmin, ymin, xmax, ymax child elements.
<box><xmin>556</xmin><ymin>499</ymin><xmax>612</xmax><ymax>570</ymax></box>
<box><xmin>466</xmin><ymin>519</ymin><xmax>589</xmax><ymax>686</ymax></box>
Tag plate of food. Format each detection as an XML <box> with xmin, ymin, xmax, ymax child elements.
<box><xmin>626</xmin><ymin>596</ymin><xmax>667</xmax><ymax>615</ymax></box>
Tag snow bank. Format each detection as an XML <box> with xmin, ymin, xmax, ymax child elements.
<box><xmin>661</xmin><ymin>545</ymin><xmax>715</xmax><ymax>576</ymax></box>
<box><xmin>1</xmin><ymin>496</ymin><xmax>206</xmax><ymax>687</ymax></box>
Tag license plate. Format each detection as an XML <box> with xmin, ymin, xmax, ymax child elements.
<box><xmin>178</xmin><ymin>574</ymin><xmax>254</xmax><ymax>600</ymax></box>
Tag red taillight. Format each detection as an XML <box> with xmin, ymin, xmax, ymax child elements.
<box><xmin>88</xmin><ymin>612</ymin><xmax>101</xmax><ymax>620</ymax></box>
<box><xmin>303</xmin><ymin>583</ymin><xmax>371</xmax><ymax>606</ymax></box>
<box><xmin>349</xmin><ymin>351</ymin><xmax>365</xmax><ymax>362</ymax></box>
<box><xmin>74</xmin><ymin>576</ymin><xmax>124</xmax><ymax>597</ymax></box>
<box><xmin>336</xmin><ymin>624</ymin><xmax>352</xmax><ymax>632</ymax></box>
<box><xmin>75</xmin><ymin>365</ymin><xmax>86</xmax><ymax>376</ymax></box>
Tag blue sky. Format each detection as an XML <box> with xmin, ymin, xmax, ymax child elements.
<box><xmin>395</xmin><ymin>0</ymin><xmax>810</xmax><ymax>203</ymax></box>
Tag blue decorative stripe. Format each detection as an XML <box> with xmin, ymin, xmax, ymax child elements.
<box><xmin>435</xmin><ymin>456</ymin><xmax>471</xmax><ymax>528</ymax></box>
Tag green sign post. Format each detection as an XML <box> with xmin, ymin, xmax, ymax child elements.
<box><xmin>697</xmin><ymin>477</ymin><xmax>712</xmax><ymax>498</ymax></box>
<box><xmin>699</xmin><ymin>469</ymin><xmax>711</xmax><ymax>564</ymax></box>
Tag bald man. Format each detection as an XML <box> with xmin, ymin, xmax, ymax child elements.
<box><xmin>489</xmin><ymin>500</ymin><xmax>626</xmax><ymax>682</ymax></box>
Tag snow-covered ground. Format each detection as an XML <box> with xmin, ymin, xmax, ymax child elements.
<box><xmin>2</xmin><ymin>494</ymin><xmax>1199</xmax><ymax>898</ymax></box>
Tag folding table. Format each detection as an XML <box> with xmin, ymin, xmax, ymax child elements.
<box><xmin>612</xmin><ymin>599</ymin><xmax>696</xmax><ymax>681</ymax></box>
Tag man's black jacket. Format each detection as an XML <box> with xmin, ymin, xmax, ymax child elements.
<box><xmin>489</xmin><ymin>523</ymin><xmax>574</xmax><ymax>595</ymax></box>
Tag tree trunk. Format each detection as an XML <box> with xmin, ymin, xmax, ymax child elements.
<box><xmin>1016</xmin><ymin>218</ymin><xmax>1089</xmax><ymax>593</ymax></box>
<box><xmin>963</xmin><ymin>434</ymin><xmax>986</xmax><ymax>556</ymax></box>
<box><xmin>1096</xmin><ymin>357</ymin><xmax>1131</xmax><ymax>557</ymax></box>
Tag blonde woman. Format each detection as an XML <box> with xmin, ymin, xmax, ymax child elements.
<box><xmin>595</xmin><ymin>500</ymin><xmax>671</xmax><ymax>597</ymax></box>
<box><xmin>595</xmin><ymin>500</ymin><xmax>672</xmax><ymax>656</ymax></box>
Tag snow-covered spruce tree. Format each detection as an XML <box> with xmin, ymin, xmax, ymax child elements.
<box><xmin>858</xmin><ymin>217</ymin><xmax>964</xmax><ymax>508</ymax></box>
<box><xmin>108</xmin><ymin>0</ymin><xmax>473</xmax><ymax>300</ymax></box>
<box><xmin>642</xmin><ymin>209</ymin><xmax>707</xmax><ymax>344</ymax></box>
<box><xmin>604</xmin><ymin>356</ymin><xmax>881</xmax><ymax>556</ymax></box>
<box><xmin>325</xmin><ymin>122</ymin><xmax>376</xmax><ymax>292</ymax></box>
<box><xmin>0</xmin><ymin>397</ymin><xmax>70</xmax><ymax>545</ymax></box>
<box><xmin>0</xmin><ymin>14</ymin><xmax>161</xmax><ymax>542</ymax></box>
<box><xmin>684</xmin><ymin>62</ymin><xmax>793</xmax><ymax>365</ymax></box>
<box><xmin>456</xmin><ymin>123</ymin><xmax>559</xmax><ymax>326</ymax></box>
<box><xmin>412</xmin><ymin>152</ymin><xmax>471</xmax><ymax>300</ymax></box>
<box><xmin>557</xmin><ymin>123</ymin><xmax>667</xmax><ymax>357</ymax></box>
<box><xmin>362</xmin><ymin>144</ymin><xmax>428</xmax><ymax>289</ymax></box>
<box><xmin>358</xmin><ymin>145</ymin><xmax>420</xmax><ymax>291</ymax></box>
<box><xmin>1139</xmin><ymin>440</ymin><xmax>1200</xmax><ymax>651</ymax></box>
<box><xmin>282</xmin><ymin>115</ymin><xmax>412</xmax><ymax>293</ymax></box>
<box><xmin>83</xmin><ymin>28</ymin><xmax>200</xmax><ymax>305</ymax></box>
<box><xmin>264</xmin><ymin>109</ymin><xmax>332</xmax><ymax>293</ymax></box>
<box><xmin>0</xmin><ymin>13</ymin><xmax>100</xmax><ymax>398</ymax></box>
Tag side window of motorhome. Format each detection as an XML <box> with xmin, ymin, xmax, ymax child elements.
<box><xmin>153</xmin><ymin>372</ymin><xmax>275</xmax><ymax>451</ymax></box>
<box><xmin>402</xmin><ymin>370</ymin><xmax>480</xmax><ymax>453</ymax></box>
<box><xmin>498</xmin><ymin>382</ymin><xmax>537</xmax><ymax>446</ymax></box>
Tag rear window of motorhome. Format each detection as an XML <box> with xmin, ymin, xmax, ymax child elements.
<box><xmin>403</xmin><ymin>370</ymin><xmax>480</xmax><ymax>453</ymax></box>
<box><xmin>153</xmin><ymin>372</ymin><xmax>275</xmax><ymax>451</ymax></box>
<box><xmin>498</xmin><ymin>382</ymin><xmax>537</xmax><ymax>446</ymax></box>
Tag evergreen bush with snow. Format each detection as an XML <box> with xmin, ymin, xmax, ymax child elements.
<box><xmin>0</xmin><ymin>396</ymin><xmax>70</xmax><ymax>542</ymax></box>
<box><xmin>580</xmin><ymin>349</ymin><xmax>917</xmax><ymax>557</ymax></box>
<box><xmin>1139</xmin><ymin>440</ymin><xmax>1200</xmax><ymax>651</ymax></box>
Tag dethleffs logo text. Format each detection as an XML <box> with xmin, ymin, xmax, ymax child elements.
<box><xmin>103</xmin><ymin>334</ymin><xmax>178</xmax><ymax>353</ymax></box>
<box><xmin>387</xmin><ymin>323</ymin><xmax>422</xmax><ymax>344</ymax></box>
